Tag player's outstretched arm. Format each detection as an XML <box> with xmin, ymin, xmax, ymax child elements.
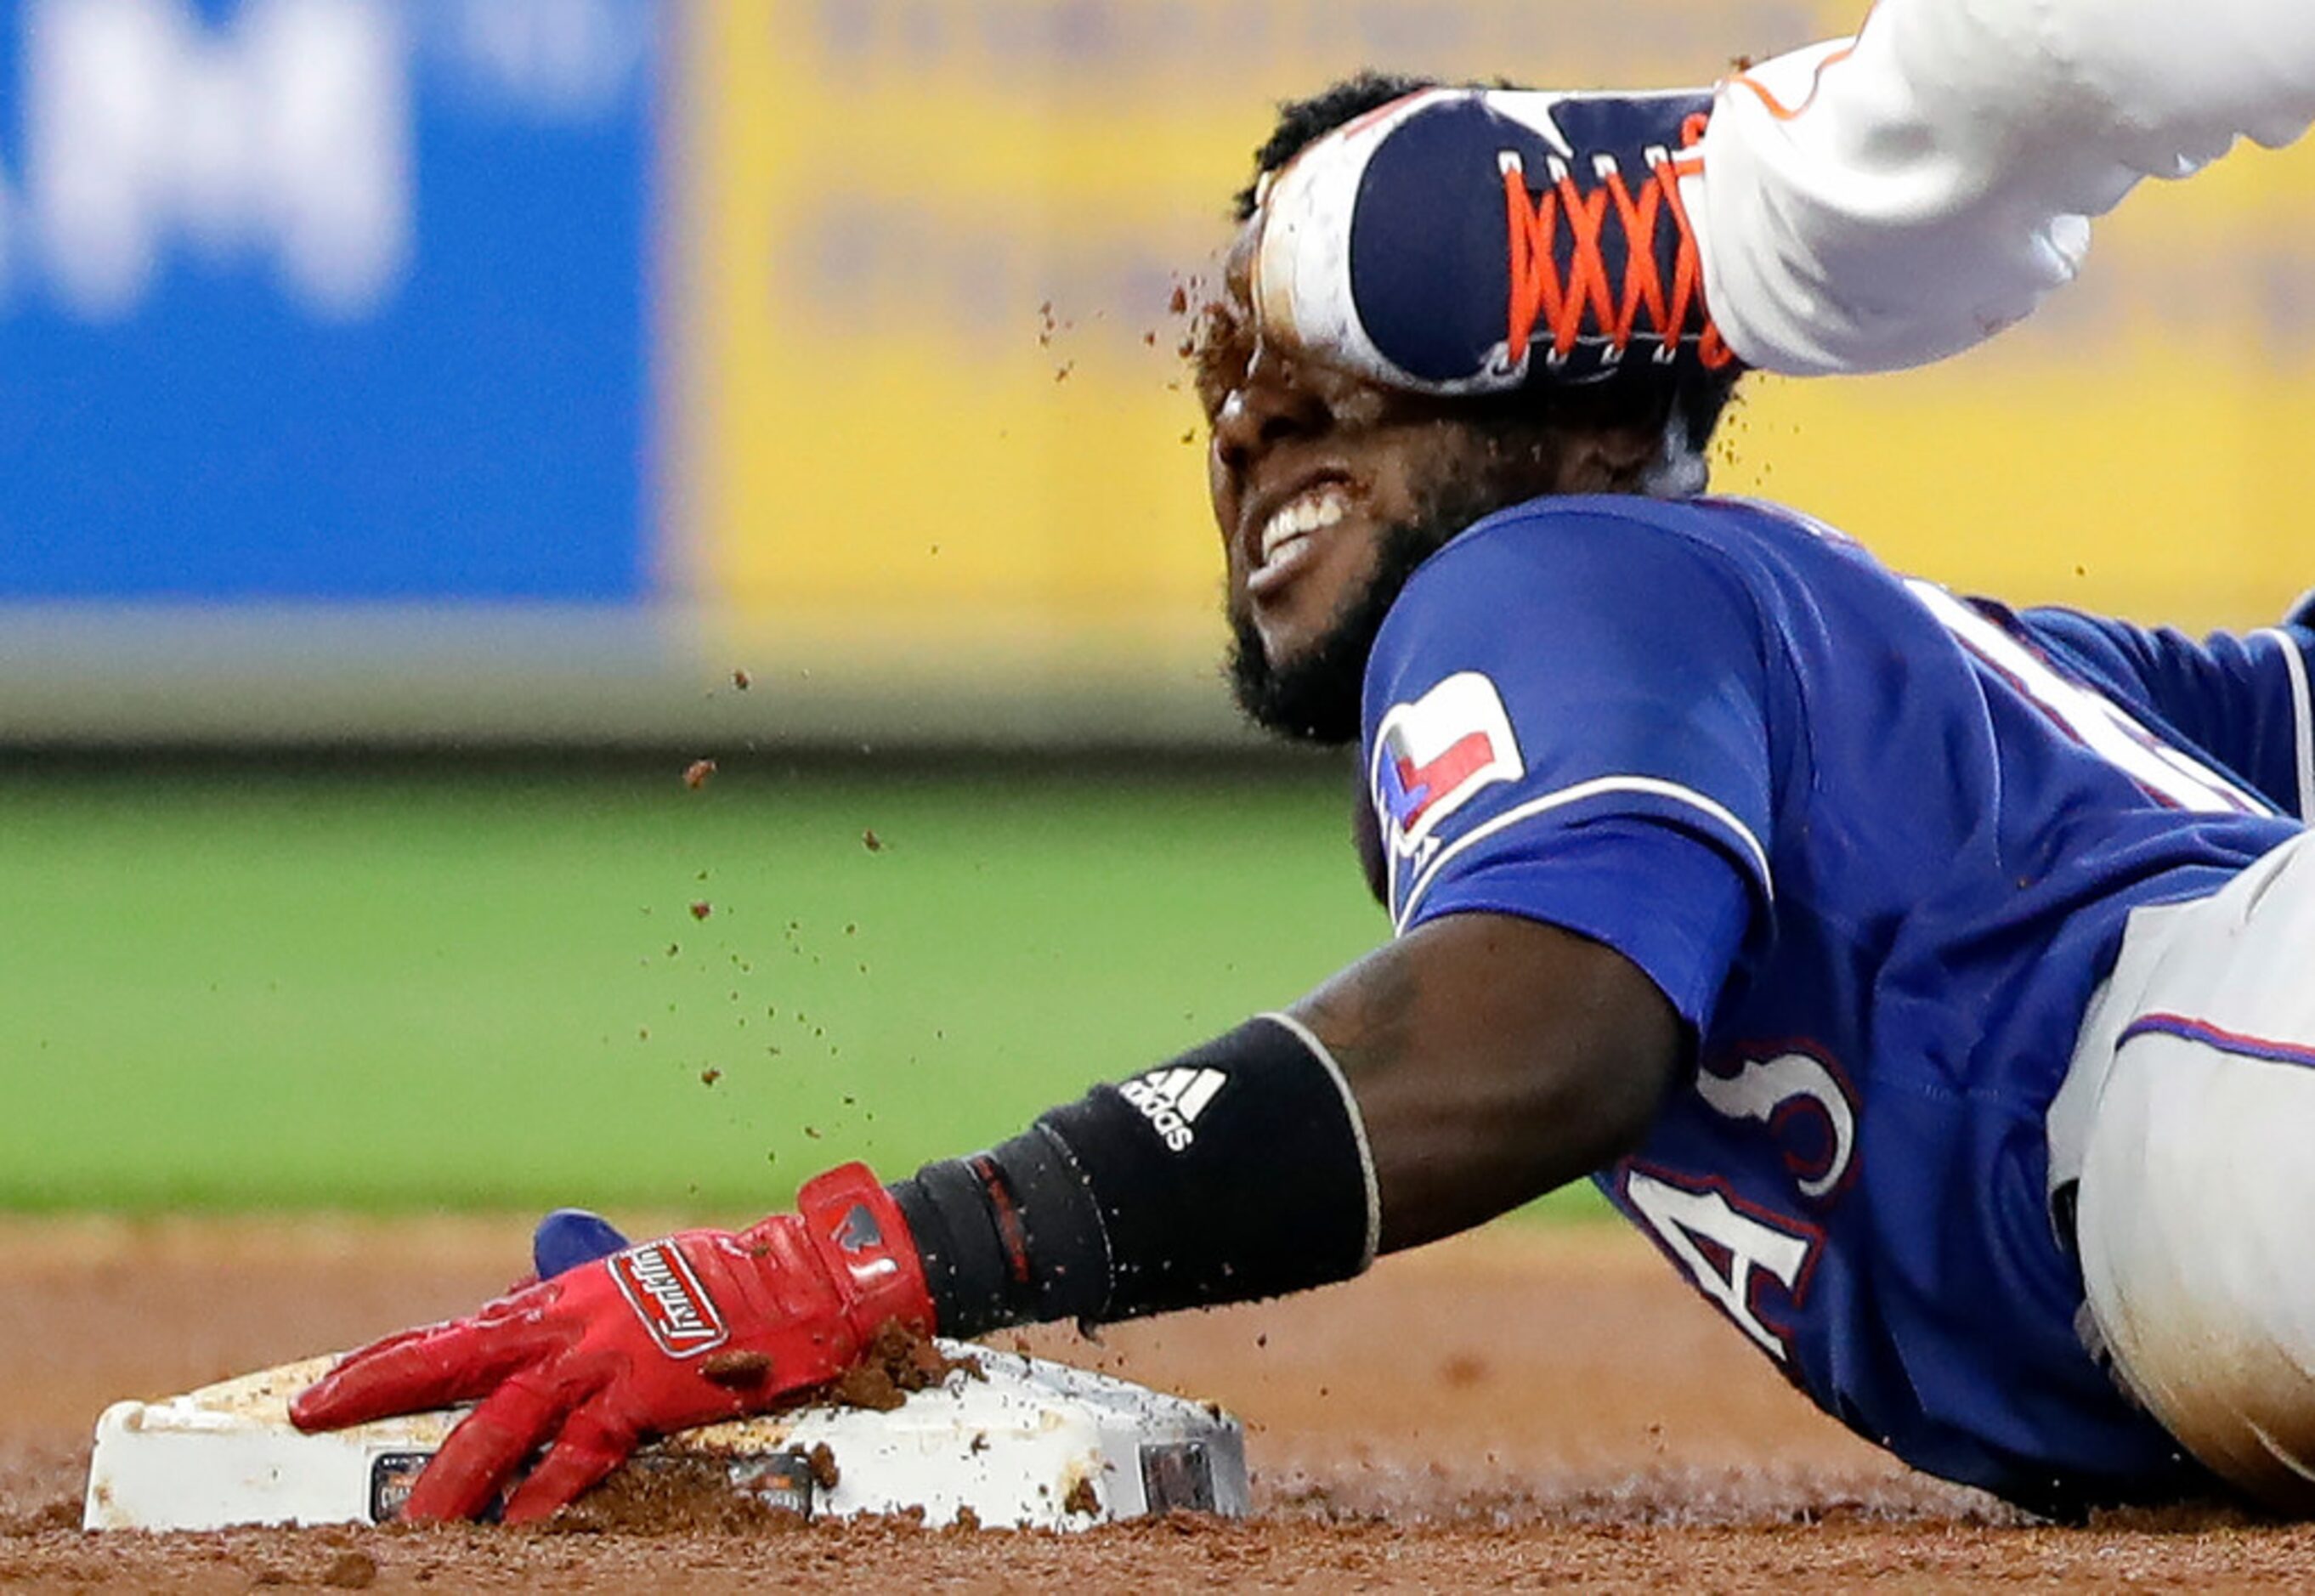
<box><xmin>1289</xmin><ymin>913</ymin><xmax>1683</xmax><ymax>1252</ymax></box>
<box><xmin>880</xmin><ymin>909</ymin><xmax>1682</xmax><ymax>1330</ymax></box>
<box><xmin>292</xmin><ymin>910</ymin><xmax>1681</xmax><ymax>1521</ymax></box>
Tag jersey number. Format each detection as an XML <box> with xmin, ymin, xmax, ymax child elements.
<box><xmin>1757</xmin><ymin>501</ymin><xmax>2264</xmax><ymax>814</ymax></box>
<box><xmin>1624</xmin><ymin>1172</ymin><xmax>1815</xmax><ymax>1360</ymax></box>
<box><xmin>1908</xmin><ymin>580</ymin><xmax>2267</xmax><ymax>815</ymax></box>
<box><xmin>1621</xmin><ymin>1048</ymin><xmax>1854</xmax><ymax>1361</ymax></box>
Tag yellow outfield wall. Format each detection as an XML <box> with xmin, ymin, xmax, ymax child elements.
<box><xmin>666</xmin><ymin>0</ymin><xmax>2315</xmax><ymax>701</ymax></box>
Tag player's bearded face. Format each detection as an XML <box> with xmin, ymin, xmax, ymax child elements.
<box><xmin>1221</xmin><ymin>473</ymin><xmax>1514</xmax><ymax>745</ymax></box>
<box><xmin>1197</xmin><ymin>229</ymin><xmax>1571</xmax><ymax>745</ymax></box>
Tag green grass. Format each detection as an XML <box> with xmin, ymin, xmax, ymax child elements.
<box><xmin>0</xmin><ymin>761</ymin><xmax>1608</xmax><ymax>1222</ymax></box>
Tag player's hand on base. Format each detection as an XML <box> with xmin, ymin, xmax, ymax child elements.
<box><xmin>289</xmin><ymin>1163</ymin><xmax>931</xmax><ymax>1524</ymax></box>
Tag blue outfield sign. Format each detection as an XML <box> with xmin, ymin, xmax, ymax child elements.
<box><xmin>0</xmin><ymin>0</ymin><xmax>654</xmax><ymax>601</ymax></box>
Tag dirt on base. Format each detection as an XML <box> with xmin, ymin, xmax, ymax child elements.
<box><xmin>3</xmin><ymin>1215</ymin><xmax>2310</xmax><ymax>1592</ymax></box>
<box><xmin>824</xmin><ymin>1320</ymin><xmax>982</xmax><ymax>1412</ymax></box>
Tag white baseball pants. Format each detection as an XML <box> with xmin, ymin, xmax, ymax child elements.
<box><xmin>2049</xmin><ymin>829</ymin><xmax>2315</xmax><ymax>1510</ymax></box>
<box><xmin>1692</xmin><ymin>0</ymin><xmax>2315</xmax><ymax>376</ymax></box>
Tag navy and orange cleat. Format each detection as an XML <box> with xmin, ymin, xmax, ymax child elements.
<box><xmin>1253</xmin><ymin>88</ymin><xmax>1740</xmax><ymax>394</ymax></box>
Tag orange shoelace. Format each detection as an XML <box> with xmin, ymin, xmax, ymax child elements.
<box><xmin>1503</xmin><ymin>111</ymin><xmax>1734</xmax><ymax>373</ymax></box>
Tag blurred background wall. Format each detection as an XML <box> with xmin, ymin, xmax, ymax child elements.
<box><xmin>2</xmin><ymin>0</ymin><xmax>2312</xmax><ymax>750</ymax></box>
<box><xmin>8</xmin><ymin>0</ymin><xmax>2315</xmax><ymax>1215</ymax></box>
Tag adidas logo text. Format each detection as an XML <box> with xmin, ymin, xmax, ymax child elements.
<box><xmin>1119</xmin><ymin>1067</ymin><xmax>1225</xmax><ymax>1152</ymax></box>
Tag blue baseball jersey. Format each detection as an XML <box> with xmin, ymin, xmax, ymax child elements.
<box><xmin>1361</xmin><ymin>493</ymin><xmax>2311</xmax><ymax>1511</ymax></box>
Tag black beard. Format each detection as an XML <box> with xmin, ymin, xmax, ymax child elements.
<box><xmin>1226</xmin><ymin>500</ymin><xmax>1477</xmax><ymax>745</ymax></box>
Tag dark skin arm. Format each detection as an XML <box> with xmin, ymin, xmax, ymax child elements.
<box><xmin>1292</xmin><ymin>911</ymin><xmax>1686</xmax><ymax>1252</ymax></box>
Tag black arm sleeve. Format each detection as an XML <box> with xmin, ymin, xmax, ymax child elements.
<box><xmin>888</xmin><ymin>1014</ymin><xmax>1378</xmax><ymax>1338</ymax></box>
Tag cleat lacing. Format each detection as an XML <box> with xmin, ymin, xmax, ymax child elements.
<box><xmin>1503</xmin><ymin>110</ymin><xmax>1734</xmax><ymax>375</ymax></box>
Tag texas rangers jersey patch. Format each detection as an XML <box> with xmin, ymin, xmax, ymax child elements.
<box><xmin>1373</xmin><ymin>671</ymin><xmax>1525</xmax><ymax>859</ymax></box>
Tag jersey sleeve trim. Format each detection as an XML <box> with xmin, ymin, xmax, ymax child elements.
<box><xmin>1392</xmin><ymin>773</ymin><xmax>1774</xmax><ymax>934</ymax></box>
<box><xmin>2251</xmin><ymin>627</ymin><xmax>2315</xmax><ymax>822</ymax></box>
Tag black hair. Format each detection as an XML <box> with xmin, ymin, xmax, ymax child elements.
<box><xmin>1233</xmin><ymin>72</ymin><xmax>1741</xmax><ymax>466</ymax></box>
<box><xmin>1233</xmin><ymin>71</ymin><xmax>1442</xmax><ymax>222</ymax></box>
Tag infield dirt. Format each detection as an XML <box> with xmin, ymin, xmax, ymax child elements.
<box><xmin>2</xmin><ymin>1216</ymin><xmax>2308</xmax><ymax>1591</ymax></box>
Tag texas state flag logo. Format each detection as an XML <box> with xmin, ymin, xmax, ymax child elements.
<box><xmin>1373</xmin><ymin>671</ymin><xmax>1525</xmax><ymax>857</ymax></box>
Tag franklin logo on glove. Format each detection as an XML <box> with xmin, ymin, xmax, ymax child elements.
<box><xmin>610</xmin><ymin>1242</ymin><xmax>727</xmax><ymax>1357</ymax></box>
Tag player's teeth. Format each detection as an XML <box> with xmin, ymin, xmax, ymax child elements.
<box><xmin>1259</xmin><ymin>488</ymin><xmax>1350</xmax><ymax>564</ymax></box>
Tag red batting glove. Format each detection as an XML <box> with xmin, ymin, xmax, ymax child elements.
<box><xmin>290</xmin><ymin>1163</ymin><xmax>931</xmax><ymax>1524</ymax></box>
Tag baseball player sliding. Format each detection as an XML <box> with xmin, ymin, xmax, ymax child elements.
<box><xmin>294</xmin><ymin>0</ymin><xmax>2315</xmax><ymax>1521</ymax></box>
